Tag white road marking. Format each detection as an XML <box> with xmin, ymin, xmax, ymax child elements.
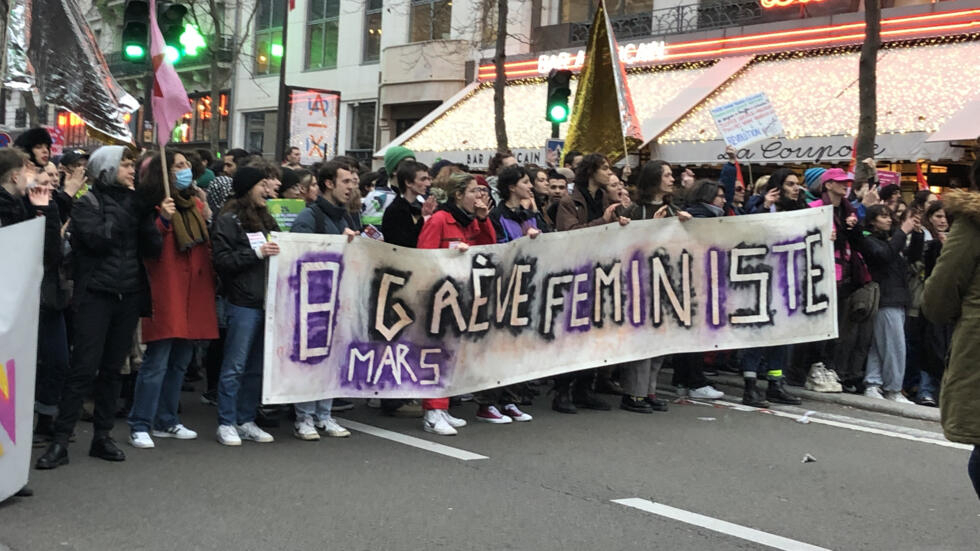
<box><xmin>612</xmin><ymin>498</ymin><xmax>832</xmax><ymax>551</ymax></box>
<box><xmin>674</xmin><ymin>395</ymin><xmax>969</xmax><ymax>451</ymax></box>
<box><xmin>335</xmin><ymin>418</ymin><xmax>489</xmax><ymax>461</ymax></box>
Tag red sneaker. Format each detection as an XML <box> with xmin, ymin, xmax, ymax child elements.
<box><xmin>476</xmin><ymin>405</ymin><xmax>513</xmax><ymax>424</ymax></box>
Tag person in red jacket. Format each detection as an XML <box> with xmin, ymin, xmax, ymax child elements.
<box><xmin>416</xmin><ymin>172</ymin><xmax>496</xmax><ymax>435</ymax></box>
<box><xmin>127</xmin><ymin>151</ymin><xmax>219</xmax><ymax>449</ymax></box>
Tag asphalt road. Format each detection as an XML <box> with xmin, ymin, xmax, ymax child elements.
<box><xmin>1</xmin><ymin>379</ymin><xmax>976</xmax><ymax>551</ymax></box>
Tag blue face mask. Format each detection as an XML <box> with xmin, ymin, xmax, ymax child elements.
<box><xmin>175</xmin><ymin>168</ymin><xmax>193</xmax><ymax>190</ymax></box>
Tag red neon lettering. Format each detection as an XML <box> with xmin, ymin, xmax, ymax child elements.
<box><xmin>760</xmin><ymin>0</ymin><xmax>826</xmax><ymax>9</ymax></box>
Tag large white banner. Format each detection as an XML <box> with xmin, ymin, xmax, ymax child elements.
<box><xmin>0</xmin><ymin>218</ymin><xmax>42</xmax><ymax>501</ymax></box>
<box><xmin>263</xmin><ymin>208</ymin><xmax>837</xmax><ymax>404</ymax></box>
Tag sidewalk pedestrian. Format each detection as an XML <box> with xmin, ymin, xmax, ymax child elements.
<box><xmin>921</xmin><ymin>189</ymin><xmax>980</xmax><ymax>499</ymax></box>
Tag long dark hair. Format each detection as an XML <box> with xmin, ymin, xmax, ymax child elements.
<box><xmin>497</xmin><ymin>165</ymin><xmax>528</xmax><ymax>202</ymax></box>
<box><xmin>574</xmin><ymin>153</ymin><xmax>609</xmax><ymax>189</ymax></box>
<box><xmin>864</xmin><ymin>204</ymin><xmax>892</xmax><ymax>234</ymax></box>
<box><xmin>220</xmin><ymin>194</ymin><xmax>278</xmax><ymax>233</ymax></box>
<box><xmin>923</xmin><ymin>200</ymin><xmax>946</xmax><ymax>236</ymax></box>
<box><xmin>137</xmin><ymin>150</ymin><xmax>180</xmax><ymax>208</ymax></box>
<box><xmin>636</xmin><ymin>160</ymin><xmax>671</xmax><ymax>204</ymax></box>
<box><xmin>765</xmin><ymin>168</ymin><xmax>806</xmax><ymax>211</ymax></box>
<box><xmin>689</xmin><ymin>179</ymin><xmax>722</xmax><ymax>205</ymax></box>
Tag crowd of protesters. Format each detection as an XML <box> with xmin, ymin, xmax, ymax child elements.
<box><xmin>2</xmin><ymin>130</ymin><xmax>979</xmax><ymax>493</ymax></box>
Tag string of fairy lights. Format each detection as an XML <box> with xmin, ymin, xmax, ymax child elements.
<box><xmin>402</xmin><ymin>35</ymin><xmax>980</xmax><ymax>153</ymax></box>
<box><xmin>403</xmin><ymin>61</ymin><xmax>714</xmax><ymax>152</ymax></box>
<box><xmin>658</xmin><ymin>34</ymin><xmax>980</xmax><ymax>144</ymax></box>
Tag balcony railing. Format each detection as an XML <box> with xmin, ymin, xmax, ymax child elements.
<box><xmin>569</xmin><ymin>0</ymin><xmax>765</xmax><ymax>44</ymax></box>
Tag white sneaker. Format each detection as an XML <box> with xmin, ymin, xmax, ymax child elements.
<box><xmin>501</xmin><ymin>403</ymin><xmax>532</xmax><ymax>422</ymax></box>
<box><xmin>315</xmin><ymin>417</ymin><xmax>350</xmax><ymax>438</ymax></box>
<box><xmin>864</xmin><ymin>385</ymin><xmax>885</xmax><ymax>400</ymax></box>
<box><xmin>805</xmin><ymin>363</ymin><xmax>843</xmax><ymax>393</ymax></box>
<box><xmin>128</xmin><ymin>431</ymin><xmax>155</xmax><ymax>449</ymax></box>
<box><xmin>885</xmin><ymin>391</ymin><xmax>914</xmax><ymax>405</ymax></box>
<box><xmin>689</xmin><ymin>385</ymin><xmax>724</xmax><ymax>400</ymax></box>
<box><xmin>440</xmin><ymin>409</ymin><xmax>467</xmax><ymax>428</ymax></box>
<box><xmin>216</xmin><ymin>425</ymin><xmax>242</xmax><ymax>446</ymax></box>
<box><xmin>423</xmin><ymin>410</ymin><xmax>457</xmax><ymax>436</ymax></box>
<box><xmin>152</xmin><ymin>424</ymin><xmax>198</xmax><ymax>440</ymax></box>
<box><xmin>293</xmin><ymin>418</ymin><xmax>320</xmax><ymax>441</ymax></box>
<box><xmin>237</xmin><ymin>422</ymin><xmax>274</xmax><ymax>443</ymax></box>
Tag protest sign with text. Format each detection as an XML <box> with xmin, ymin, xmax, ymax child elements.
<box><xmin>262</xmin><ymin>208</ymin><xmax>837</xmax><ymax>404</ymax></box>
<box><xmin>0</xmin><ymin>219</ymin><xmax>42</xmax><ymax>501</ymax></box>
<box><xmin>710</xmin><ymin>92</ymin><xmax>784</xmax><ymax>149</ymax></box>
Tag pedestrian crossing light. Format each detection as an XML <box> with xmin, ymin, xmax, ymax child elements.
<box><xmin>124</xmin><ymin>44</ymin><xmax>146</xmax><ymax>61</ymax></box>
<box><xmin>545</xmin><ymin>69</ymin><xmax>572</xmax><ymax>124</ymax></box>
<box><xmin>164</xmin><ymin>45</ymin><xmax>181</xmax><ymax>63</ymax></box>
<box><xmin>121</xmin><ymin>0</ymin><xmax>149</xmax><ymax>62</ymax></box>
<box><xmin>271</xmin><ymin>43</ymin><xmax>284</xmax><ymax>58</ymax></box>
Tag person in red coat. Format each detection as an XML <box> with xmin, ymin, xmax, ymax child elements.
<box><xmin>127</xmin><ymin>151</ymin><xmax>219</xmax><ymax>449</ymax></box>
<box><xmin>416</xmin><ymin>172</ymin><xmax>495</xmax><ymax>435</ymax></box>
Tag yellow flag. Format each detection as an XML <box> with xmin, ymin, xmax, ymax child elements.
<box><xmin>564</xmin><ymin>0</ymin><xmax>643</xmax><ymax>163</ymax></box>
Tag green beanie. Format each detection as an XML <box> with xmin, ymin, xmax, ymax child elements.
<box><xmin>384</xmin><ymin>146</ymin><xmax>415</xmax><ymax>176</ymax></box>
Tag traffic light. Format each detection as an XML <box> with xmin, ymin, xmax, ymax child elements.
<box><xmin>121</xmin><ymin>0</ymin><xmax>149</xmax><ymax>62</ymax></box>
<box><xmin>545</xmin><ymin>69</ymin><xmax>572</xmax><ymax>124</ymax></box>
<box><xmin>157</xmin><ymin>1</ymin><xmax>188</xmax><ymax>62</ymax></box>
<box><xmin>179</xmin><ymin>23</ymin><xmax>207</xmax><ymax>57</ymax></box>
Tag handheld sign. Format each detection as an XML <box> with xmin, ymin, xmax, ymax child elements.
<box><xmin>710</xmin><ymin>93</ymin><xmax>783</xmax><ymax>149</ymax></box>
<box><xmin>267</xmin><ymin>199</ymin><xmax>308</xmax><ymax>232</ymax></box>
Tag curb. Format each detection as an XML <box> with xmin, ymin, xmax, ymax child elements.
<box><xmin>704</xmin><ymin>372</ymin><xmax>941</xmax><ymax>423</ymax></box>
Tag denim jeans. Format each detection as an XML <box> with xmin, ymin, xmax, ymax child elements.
<box><xmin>217</xmin><ymin>304</ymin><xmax>265</xmax><ymax>427</ymax></box>
<box><xmin>295</xmin><ymin>399</ymin><xmax>333</xmax><ymax>423</ymax></box>
<box><xmin>865</xmin><ymin>307</ymin><xmax>907</xmax><ymax>392</ymax></box>
<box><xmin>918</xmin><ymin>371</ymin><xmax>939</xmax><ymax>401</ymax></box>
<box><xmin>128</xmin><ymin>338</ymin><xmax>194</xmax><ymax>433</ymax></box>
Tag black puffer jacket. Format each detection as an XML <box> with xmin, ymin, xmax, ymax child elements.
<box><xmin>211</xmin><ymin>213</ymin><xmax>268</xmax><ymax>309</ymax></box>
<box><xmin>854</xmin><ymin>227</ymin><xmax>924</xmax><ymax>308</ymax></box>
<box><xmin>69</xmin><ymin>147</ymin><xmax>161</xmax><ymax>311</ymax></box>
<box><xmin>0</xmin><ymin>186</ymin><xmax>65</xmax><ymax>309</ymax></box>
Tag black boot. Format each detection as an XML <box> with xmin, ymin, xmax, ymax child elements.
<box><xmin>645</xmin><ymin>395</ymin><xmax>669</xmax><ymax>412</ymax></box>
<box><xmin>89</xmin><ymin>436</ymin><xmax>126</xmax><ymax>462</ymax></box>
<box><xmin>33</xmin><ymin>414</ymin><xmax>54</xmax><ymax>448</ymax></box>
<box><xmin>767</xmin><ymin>377</ymin><xmax>802</xmax><ymax>405</ymax></box>
<box><xmin>35</xmin><ymin>442</ymin><xmax>70</xmax><ymax>470</ymax></box>
<box><xmin>552</xmin><ymin>385</ymin><xmax>577</xmax><ymax>414</ymax></box>
<box><xmin>620</xmin><ymin>395</ymin><xmax>653</xmax><ymax>413</ymax></box>
<box><xmin>573</xmin><ymin>386</ymin><xmax>611</xmax><ymax>411</ymax></box>
<box><xmin>742</xmin><ymin>378</ymin><xmax>770</xmax><ymax>408</ymax></box>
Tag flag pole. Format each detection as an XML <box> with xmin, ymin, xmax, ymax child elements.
<box><xmin>157</xmin><ymin>123</ymin><xmax>171</xmax><ymax>200</ymax></box>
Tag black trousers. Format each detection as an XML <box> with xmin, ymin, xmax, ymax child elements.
<box><xmin>35</xmin><ymin>308</ymin><xmax>70</xmax><ymax>413</ymax></box>
<box><xmin>554</xmin><ymin>369</ymin><xmax>597</xmax><ymax>394</ymax></box>
<box><xmin>53</xmin><ymin>290</ymin><xmax>142</xmax><ymax>443</ymax></box>
<box><xmin>671</xmin><ymin>353</ymin><xmax>711</xmax><ymax>389</ymax></box>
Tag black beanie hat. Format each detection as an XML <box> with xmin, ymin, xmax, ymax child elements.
<box><xmin>232</xmin><ymin>166</ymin><xmax>266</xmax><ymax>198</ymax></box>
<box><xmin>278</xmin><ymin>168</ymin><xmax>300</xmax><ymax>195</ymax></box>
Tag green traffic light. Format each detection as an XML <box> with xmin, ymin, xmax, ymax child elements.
<box><xmin>164</xmin><ymin>45</ymin><xmax>181</xmax><ymax>63</ymax></box>
<box><xmin>124</xmin><ymin>44</ymin><xmax>145</xmax><ymax>60</ymax></box>
<box><xmin>271</xmin><ymin>44</ymin><xmax>284</xmax><ymax>58</ymax></box>
<box><xmin>179</xmin><ymin>23</ymin><xmax>206</xmax><ymax>56</ymax></box>
<box><xmin>549</xmin><ymin>104</ymin><xmax>569</xmax><ymax>123</ymax></box>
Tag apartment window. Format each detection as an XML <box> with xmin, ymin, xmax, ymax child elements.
<box><xmin>410</xmin><ymin>0</ymin><xmax>452</xmax><ymax>42</ymax></box>
<box><xmin>14</xmin><ymin>108</ymin><xmax>26</xmax><ymax>128</ymax></box>
<box><xmin>254</xmin><ymin>0</ymin><xmax>285</xmax><ymax>75</ymax></box>
<box><xmin>559</xmin><ymin>0</ymin><xmax>652</xmax><ymax>23</ymax></box>
<box><xmin>363</xmin><ymin>0</ymin><xmax>383</xmax><ymax>63</ymax></box>
<box><xmin>481</xmin><ymin>1</ymin><xmax>497</xmax><ymax>46</ymax></box>
<box><xmin>307</xmin><ymin>0</ymin><xmax>340</xmax><ymax>70</ymax></box>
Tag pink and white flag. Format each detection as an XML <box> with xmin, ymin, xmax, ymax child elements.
<box><xmin>149</xmin><ymin>0</ymin><xmax>191</xmax><ymax>147</ymax></box>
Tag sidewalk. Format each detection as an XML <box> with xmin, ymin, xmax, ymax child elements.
<box><xmin>695</xmin><ymin>372</ymin><xmax>941</xmax><ymax>423</ymax></box>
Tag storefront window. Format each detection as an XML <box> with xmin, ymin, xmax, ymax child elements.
<box><xmin>363</xmin><ymin>0</ymin><xmax>383</xmax><ymax>63</ymax></box>
<box><xmin>255</xmin><ymin>0</ymin><xmax>285</xmax><ymax>75</ymax></box>
<box><xmin>410</xmin><ymin>0</ymin><xmax>452</xmax><ymax>42</ymax></box>
<box><xmin>170</xmin><ymin>92</ymin><xmax>231</xmax><ymax>145</ymax></box>
<box><xmin>559</xmin><ymin>0</ymin><xmax>653</xmax><ymax>23</ymax></box>
<box><xmin>307</xmin><ymin>0</ymin><xmax>340</xmax><ymax>70</ymax></box>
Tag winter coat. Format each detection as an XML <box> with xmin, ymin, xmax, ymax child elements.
<box><xmin>555</xmin><ymin>185</ymin><xmax>611</xmax><ymax>231</ymax></box>
<box><xmin>381</xmin><ymin>195</ymin><xmax>423</xmax><ymax>248</ymax></box>
<box><xmin>70</xmin><ymin>149</ymin><xmax>161</xmax><ymax>314</ymax></box>
<box><xmin>853</xmin><ymin>227</ymin><xmax>923</xmax><ymax>308</ymax></box>
<box><xmin>417</xmin><ymin>208</ymin><xmax>496</xmax><ymax>250</ymax></box>
<box><xmin>140</xmin><ymin>198</ymin><xmax>219</xmax><ymax>343</ymax></box>
<box><xmin>292</xmin><ymin>196</ymin><xmax>353</xmax><ymax>235</ymax></box>
<box><xmin>921</xmin><ymin>190</ymin><xmax>980</xmax><ymax>445</ymax></box>
<box><xmin>490</xmin><ymin>203</ymin><xmax>546</xmax><ymax>243</ymax></box>
<box><xmin>0</xmin><ymin>186</ymin><xmax>65</xmax><ymax>309</ymax></box>
<box><xmin>808</xmin><ymin>194</ymin><xmax>871</xmax><ymax>294</ymax></box>
<box><xmin>211</xmin><ymin>213</ymin><xmax>269</xmax><ymax>310</ymax></box>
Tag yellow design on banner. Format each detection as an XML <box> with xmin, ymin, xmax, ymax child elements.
<box><xmin>0</xmin><ymin>361</ymin><xmax>9</xmax><ymax>400</ymax></box>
